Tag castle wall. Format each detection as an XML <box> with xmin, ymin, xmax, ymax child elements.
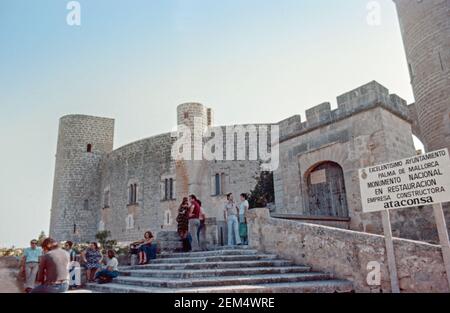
<box><xmin>99</xmin><ymin>133</ymin><xmax>178</xmax><ymax>242</ymax></box>
<box><xmin>97</xmin><ymin>117</ymin><xmax>265</xmax><ymax>243</ymax></box>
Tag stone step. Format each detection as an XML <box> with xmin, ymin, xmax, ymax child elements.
<box><xmin>156</xmin><ymin>231</ymin><xmax>180</xmax><ymax>240</ymax></box>
<box><xmin>121</xmin><ymin>259</ymin><xmax>294</xmax><ymax>271</ymax></box>
<box><xmin>207</xmin><ymin>245</ymin><xmax>253</xmax><ymax>251</ymax></box>
<box><xmin>112</xmin><ymin>272</ymin><xmax>334</xmax><ymax>289</ymax></box>
<box><xmin>123</xmin><ymin>254</ymin><xmax>279</xmax><ymax>266</ymax></box>
<box><xmin>86</xmin><ymin>279</ymin><xmax>353</xmax><ymax>294</ymax></box>
<box><xmin>158</xmin><ymin>249</ymin><xmax>260</xmax><ymax>259</ymax></box>
<box><xmin>120</xmin><ymin>266</ymin><xmax>312</xmax><ymax>279</ymax></box>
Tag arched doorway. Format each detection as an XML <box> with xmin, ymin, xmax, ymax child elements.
<box><xmin>306</xmin><ymin>161</ymin><xmax>348</xmax><ymax>217</ymax></box>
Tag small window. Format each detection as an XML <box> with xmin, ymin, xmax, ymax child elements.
<box><xmin>87</xmin><ymin>144</ymin><xmax>92</xmax><ymax>153</ymax></box>
<box><xmin>163</xmin><ymin>178</ymin><xmax>175</xmax><ymax>201</ymax></box>
<box><xmin>214</xmin><ymin>173</ymin><xmax>226</xmax><ymax>196</ymax></box>
<box><xmin>438</xmin><ymin>52</ymin><xmax>444</xmax><ymax>71</ymax></box>
<box><xmin>129</xmin><ymin>184</ymin><xmax>138</xmax><ymax>204</ymax></box>
<box><xmin>215</xmin><ymin>173</ymin><xmax>221</xmax><ymax>196</ymax></box>
<box><xmin>98</xmin><ymin>220</ymin><xmax>105</xmax><ymax>232</ymax></box>
<box><xmin>73</xmin><ymin>223</ymin><xmax>77</xmax><ymax>234</ymax></box>
<box><xmin>184</xmin><ymin>112</ymin><xmax>189</xmax><ymax>119</ymax></box>
<box><xmin>83</xmin><ymin>199</ymin><xmax>89</xmax><ymax>210</ymax></box>
<box><xmin>104</xmin><ymin>190</ymin><xmax>110</xmax><ymax>208</ymax></box>
<box><xmin>408</xmin><ymin>63</ymin><xmax>414</xmax><ymax>83</ymax></box>
<box><xmin>165</xmin><ymin>210</ymin><xmax>171</xmax><ymax>226</ymax></box>
<box><xmin>126</xmin><ymin>214</ymin><xmax>134</xmax><ymax>230</ymax></box>
<box><xmin>164</xmin><ymin>178</ymin><xmax>169</xmax><ymax>200</ymax></box>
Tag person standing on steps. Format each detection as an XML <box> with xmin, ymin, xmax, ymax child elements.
<box><xmin>31</xmin><ymin>238</ymin><xmax>70</xmax><ymax>293</ymax></box>
<box><xmin>197</xmin><ymin>200</ymin><xmax>207</xmax><ymax>251</ymax></box>
<box><xmin>224</xmin><ymin>193</ymin><xmax>242</xmax><ymax>246</ymax></box>
<box><xmin>239</xmin><ymin>193</ymin><xmax>249</xmax><ymax>245</ymax></box>
<box><xmin>188</xmin><ymin>194</ymin><xmax>201</xmax><ymax>252</ymax></box>
<box><xmin>64</xmin><ymin>241</ymin><xmax>79</xmax><ymax>290</ymax></box>
<box><xmin>21</xmin><ymin>239</ymin><xmax>43</xmax><ymax>293</ymax></box>
<box><xmin>176</xmin><ymin>197</ymin><xmax>191</xmax><ymax>252</ymax></box>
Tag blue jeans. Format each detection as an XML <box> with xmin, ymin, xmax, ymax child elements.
<box><xmin>31</xmin><ymin>282</ymin><xmax>69</xmax><ymax>293</ymax></box>
<box><xmin>139</xmin><ymin>243</ymin><xmax>157</xmax><ymax>261</ymax></box>
<box><xmin>227</xmin><ymin>215</ymin><xmax>241</xmax><ymax>246</ymax></box>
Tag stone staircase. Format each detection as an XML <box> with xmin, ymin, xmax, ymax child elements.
<box><xmin>86</xmin><ymin>246</ymin><xmax>353</xmax><ymax>293</ymax></box>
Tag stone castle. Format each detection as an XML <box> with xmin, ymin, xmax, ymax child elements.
<box><xmin>50</xmin><ymin>0</ymin><xmax>450</xmax><ymax>245</ymax></box>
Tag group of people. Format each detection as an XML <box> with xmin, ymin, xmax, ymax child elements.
<box><xmin>176</xmin><ymin>195</ymin><xmax>206</xmax><ymax>252</ymax></box>
<box><xmin>224</xmin><ymin>193</ymin><xmax>249</xmax><ymax>246</ymax></box>
<box><xmin>21</xmin><ymin>238</ymin><xmax>120</xmax><ymax>293</ymax></box>
<box><xmin>19</xmin><ymin>193</ymin><xmax>250</xmax><ymax>292</ymax></box>
<box><xmin>176</xmin><ymin>193</ymin><xmax>249</xmax><ymax>251</ymax></box>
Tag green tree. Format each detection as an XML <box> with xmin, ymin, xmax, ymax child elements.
<box><xmin>37</xmin><ymin>231</ymin><xmax>46</xmax><ymax>245</ymax></box>
<box><xmin>95</xmin><ymin>230</ymin><xmax>117</xmax><ymax>252</ymax></box>
<box><xmin>248</xmin><ymin>171</ymin><xmax>275</xmax><ymax>209</ymax></box>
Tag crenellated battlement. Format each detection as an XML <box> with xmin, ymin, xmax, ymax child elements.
<box><xmin>279</xmin><ymin>81</ymin><xmax>411</xmax><ymax>142</ymax></box>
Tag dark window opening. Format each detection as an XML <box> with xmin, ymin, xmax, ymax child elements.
<box><xmin>408</xmin><ymin>63</ymin><xmax>414</xmax><ymax>83</ymax></box>
<box><xmin>163</xmin><ymin>178</ymin><xmax>175</xmax><ymax>201</ymax></box>
<box><xmin>215</xmin><ymin>173</ymin><xmax>221</xmax><ymax>196</ymax></box>
<box><xmin>184</xmin><ymin>112</ymin><xmax>189</xmax><ymax>119</ymax></box>
<box><xmin>83</xmin><ymin>199</ymin><xmax>89</xmax><ymax>210</ymax></box>
<box><xmin>164</xmin><ymin>179</ymin><xmax>169</xmax><ymax>200</ymax></box>
<box><xmin>73</xmin><ymin>223</ymin><xmax>77</xmax><ymax>234</ymax></box>
<box><xmin>87</xmin><ymin>144</ymin><xmax>92</xmax><ymax>153</ymax></box>
<box><xmin>129</xmin><ymin>184</ymin><xmax>137</xmax><ymax>204</ymax></box>
<box><xmin>438</xmin><ymin>52</ymin><xmax>445</xmax><ymax>71</ymax></box>
<box><xmin>104</xmin><ymin>190</ymin><xmax>110</xmax><ymax>208</ymax></box>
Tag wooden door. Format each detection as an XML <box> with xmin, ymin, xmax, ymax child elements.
<box><xmin>307</xmin><ymin>162</ymin><xmax>348</xmax><ymax>217</ymax></box>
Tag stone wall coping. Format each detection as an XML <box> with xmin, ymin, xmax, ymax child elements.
<box><xmin>279</xmin><ymin>101</ymin><xmax>412</xmax><ymax>144</ymax></box>
<box><xmin>249</xmin><ymin>208</ymin><xmax>442</xmax><ymax>249</ymax></box>
<box><xmin>271</xmin><ymin>213</ymin><xmax>351</xmax><ymax>223</ymax></box>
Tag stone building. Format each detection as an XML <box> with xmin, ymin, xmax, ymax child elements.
<box><xmin>50</xmin><ymin>102</ymin><xmax>270</xmax><ymax>243</ymax></box>
<box><xmin>50</xmin><ymin>80</ymin><xmax>442</xmax><ymax>244</ymax></box>
<box><xmin>273</xmin><ymin>81</ymin><xmax>443</xmax><ymax>241</ymax></box>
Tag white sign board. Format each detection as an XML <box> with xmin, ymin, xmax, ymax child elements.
<box><xmin>359</xmin><ymin>149</ymin><xmax>450</xmax><ymax>213</ymax></box>
<box><xmin>310</xmin><ymin>169</ymin><xmax>327</xmax><ymax>185</ymax></box>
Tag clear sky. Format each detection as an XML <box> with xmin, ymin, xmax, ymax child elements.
<box><xmin>0</xmin><ymin>0</ymin><xmax>418</xmax><ymax>247</ymax></box>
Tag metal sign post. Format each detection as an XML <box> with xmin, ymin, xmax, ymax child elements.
<box><xmin>381</xmin><ymin>209</ymin><xmax>400</xmax><ymax>293</ymax></box>
<box><xmin>432</xmin><ymin>203</ymin><xmax>450</xmax><ymax>288</ymax></box>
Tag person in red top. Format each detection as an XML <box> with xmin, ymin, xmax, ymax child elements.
<box><xmin>188</xmin><ymin>195</ymin><xmax>201</xmax><ymax>252</ymax></box>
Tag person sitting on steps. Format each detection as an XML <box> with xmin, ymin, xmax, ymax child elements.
<box><xmin>133</xmin><ymin>231</ymin><xmax>157</xmax><ymax>265</ymax></box>
<box><xmin>95</xmin><ymin>250</ymin><xmax>119</xmax><ymax>284</ymax></box>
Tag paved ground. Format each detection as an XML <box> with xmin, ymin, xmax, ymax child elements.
<box><xmin>0</xmin><ymin>258</ymin><xmax>22</xmax><ymax>293</ymax></box>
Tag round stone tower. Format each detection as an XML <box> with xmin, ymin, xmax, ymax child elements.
<box><xmin>394</xmin><ymin>0</ymin><xmax>450</xmax><ymax>152</ymax></box>
<box><xmin>177</xmin><ymin>102</ymin><xmax>213</xmax><ymax>130</ymax></box>
<box><xmin>175</xmin><ymin>103</ymin><xmax>213</xmax><ymax>199</ymax></box>
<box><xmin>50</xmin><ymin>115</ymin><xmax>114</xmax><ymax>242</ymax></box>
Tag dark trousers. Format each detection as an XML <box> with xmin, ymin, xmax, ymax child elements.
<box><xmin>139</xmin><ymin>243</ymin><xmax>157</xmax><ymax>261</ymax></box>
<box><xmin>95</xmin><ymin>270</ymin><xmax>119</xmax><ymax>279</ymax></box>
